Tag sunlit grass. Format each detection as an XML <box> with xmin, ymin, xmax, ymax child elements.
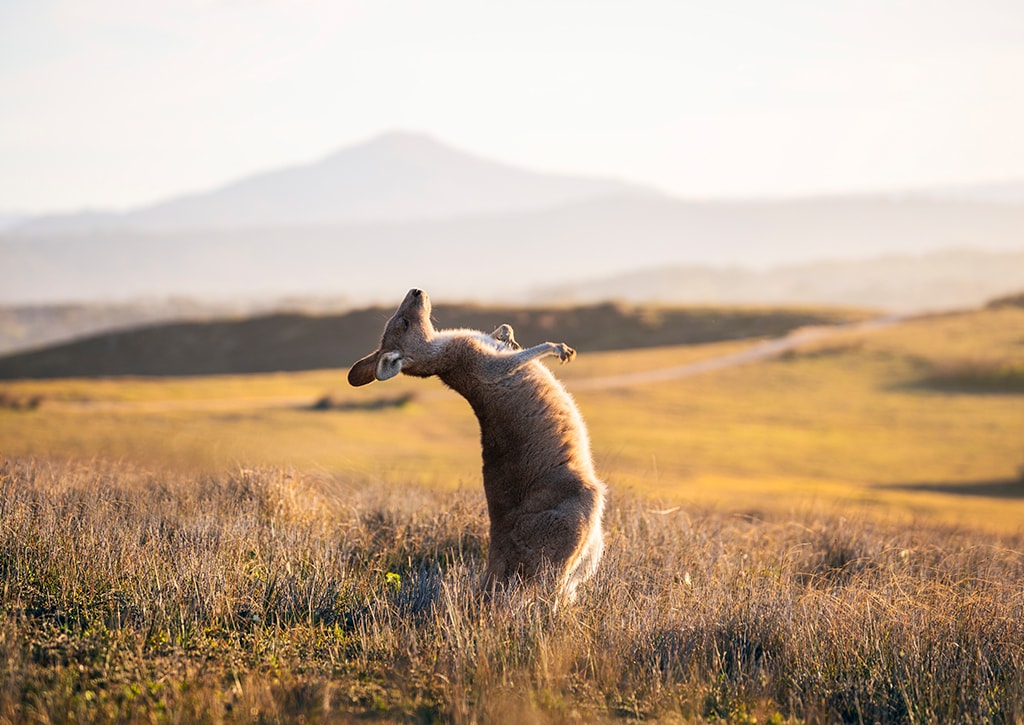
<box><xmin>1</xmin><ymin>460</ymin><xmax>1022</xmax><ymax>723</ymax></box>
<box><xmin>1</xmin><ymin>307</ymin><xmax>1022</xmax><ymax>531</ymax></box>
<box><xmin>1</xmin><ymin>305</ymin><xmax>1023</xmax><ymax>721</ymax></box>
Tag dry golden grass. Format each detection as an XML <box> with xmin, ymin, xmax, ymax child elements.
<box><xmin>1</xmin><ymin>306</ymin><xmax>1023</xmax><ymax>721</ymax></box>
<box><xmin>1</xmin><ymin>306</ymin><xmax>1021</xmax><ymax>531</ymax></box>
<box><xmin>574</xmin><ymin>308</ymin><xmax>1024</xmax><ymax>531</ymax></box>
<box><xmin>1</xmin><ymin>459</ymin><xmax>1022</xmax><ymax>723</ymax></box>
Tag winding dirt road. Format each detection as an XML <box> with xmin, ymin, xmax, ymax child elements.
<box><xmin>567</xmin><ymin>314</ymin><xmax>904</xmax><ymax>391</ymax></box>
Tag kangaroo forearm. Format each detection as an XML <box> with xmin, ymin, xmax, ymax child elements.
<box><xmin>507</xmin><ymin>342</ymin><xmax>576</xmax><ymax>370</ymax></box>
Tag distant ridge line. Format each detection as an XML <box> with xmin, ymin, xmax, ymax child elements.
<box><xmin>0</xmin><ymin>303</ymin><xmax>860</xmax><ymax>379</ymax></box>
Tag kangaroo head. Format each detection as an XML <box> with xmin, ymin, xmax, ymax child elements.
<box><xmin>348</xmin><ymin>288</ymin><xmax>436</xmax><ymax>386</ymax></box>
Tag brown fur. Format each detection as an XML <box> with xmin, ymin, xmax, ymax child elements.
<box><xmin>348</xmin><ymin>289</ymin><xmax>605</xmax><ymax>599</ymax></box>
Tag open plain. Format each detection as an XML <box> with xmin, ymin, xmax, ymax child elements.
<box><xmin>1</xmin><ymin>303</ymin><xmax>1022</xmax><ymax>722</ymax></box>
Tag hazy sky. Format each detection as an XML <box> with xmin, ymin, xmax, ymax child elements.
<box><xmin>2</xmin><ymin>0</ymin><xmax>1024</xmax><ymax>213</ymax></box>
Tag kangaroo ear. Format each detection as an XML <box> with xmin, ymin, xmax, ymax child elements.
<box><xmin>375</xmin><ymin>351</ymin><xmax>404</xmax><ymax>381</ymax></box>
<box><xmin>348</xmin><ymin>351</ymin><xmax>380</xmax><ymax>387</ymax></box>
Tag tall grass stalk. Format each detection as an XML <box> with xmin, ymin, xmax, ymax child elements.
<box><xmin>1</xmin><ymin>457</ymin><xmax>1022</xmax><ymax>723</ymax></box>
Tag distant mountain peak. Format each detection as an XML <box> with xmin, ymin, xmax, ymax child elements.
<box><xmin>319</xmin><ymin>130</ymin><xmax>454</xmax><ymax>164</ymax></box>
<box><xmin>351</xmin><ymin>129</ymin><xmax>447</xmax><ymax>149</ymax></box>
<box><xmin>15</xmin><ymin>132</ymin><xmax>659</xmax><ymax>235</ymax></box>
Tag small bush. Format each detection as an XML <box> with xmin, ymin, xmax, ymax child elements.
<box><xmin>920</xmin><ymin>358</ymin><xmax>1024</xmax><ymax>393</ymax></box>
<box><xmin>986</xmin><ymin>290</ymin><xmax>1024</xmax><ymax>309</ymax></box>
<box><xmin>310</xmin><ymin>392</ymin><xmax>417</xmax><ymax>411</ymax></box>
<box><xmin>0</xmin><ymin>391</ymin><xmax>43</xmax><ymax>410</ymax></box>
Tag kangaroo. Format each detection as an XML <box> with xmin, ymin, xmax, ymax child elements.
<box><xmin>348</xmin><ymin>289</ymin><xmax>605</xmax><ymax>600</ymax></box>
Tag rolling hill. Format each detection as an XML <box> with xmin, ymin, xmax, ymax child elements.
<box><xmin>4</xmin><ymin>195</ymin><xmax>1024</xmax><ymax>307</ymax></box>
<box><xmin>3</xmin><ymin>133</ymin><xmax>1024</xmax><ymax>309</ymax></box>
<box><xmin>535</xmin><ymin>250</ymin><xmax>1024</xmax><ymax>311</ymax></box>
<box><xmin>0</xmin><ymin>302</ymin><xmax>860</xmax><ymax>379</ymax></box>
<box><xmin>12</xmin><ymin>132</ymin><xmax>656</xmax><ymax>234</ymax></box>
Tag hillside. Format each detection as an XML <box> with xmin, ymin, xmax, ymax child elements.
<box><xmin>5</xmin><ymin>197</ymin><xmax>1024</xmax><ymax>307</ymax></box>
<box><xmin>13</xmin><ymin>132</ymin><xmax>656</xmax><ymax>234</ymax></box>
<box><xmin>2</xmin><ymin>260</ymin><xmax>1022</xmax><ymax>724</ymax></box>
<box><xmin>0</xmin><ymin>302</ymin><xmax>860</xmax><ymax>379</ymax></box>
<box><xmin>3</xmin><ymin>134</ymin><xmax>1023</xmax><ymax>309</ymax></box>
<box><xmin>537</xmin><ymin>249</ymin><xmax>1024</xmax><ymax>311</ymax></box>
<box><xmin>0</xmin><ymin>297</ymin><xmax>354</xmax><ymax>357</ymax></box>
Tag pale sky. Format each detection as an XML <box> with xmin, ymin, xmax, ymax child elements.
<box><xmin>2</xmin><ymin>0</ymin><xmax>1024</xmax><ymax>214</ymax></box>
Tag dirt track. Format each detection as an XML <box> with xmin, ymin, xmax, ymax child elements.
<box><xmin>567</xmin><ymin>314</ymin><xmax>904</xmax><ymax>390</ymax></box>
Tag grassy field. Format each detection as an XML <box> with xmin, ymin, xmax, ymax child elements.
<box><xmin>1</xmin><ymin>305</ymin><xmax>1022</xmax><ymax>529</ymax></box>
<box><xmin>1</xmin><ymin>460</ymin><xmax>1022</xmax><ymax>723</ymax></box>
<box><xmin>1</xmin><ymin>305</ymin><xmax>1023</xmax><ymax>722</ymax></box>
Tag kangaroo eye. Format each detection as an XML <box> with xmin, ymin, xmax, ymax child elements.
<box><xmin>401</xmin><ymin>317</ymin><xmax>410</xmax><ymax>330</ymax></box>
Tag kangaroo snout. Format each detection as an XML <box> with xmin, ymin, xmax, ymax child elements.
<box><xmin>401</xmin><ymin>287</ymin><xmax>430</xmax><ymax>314</ymax></box>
